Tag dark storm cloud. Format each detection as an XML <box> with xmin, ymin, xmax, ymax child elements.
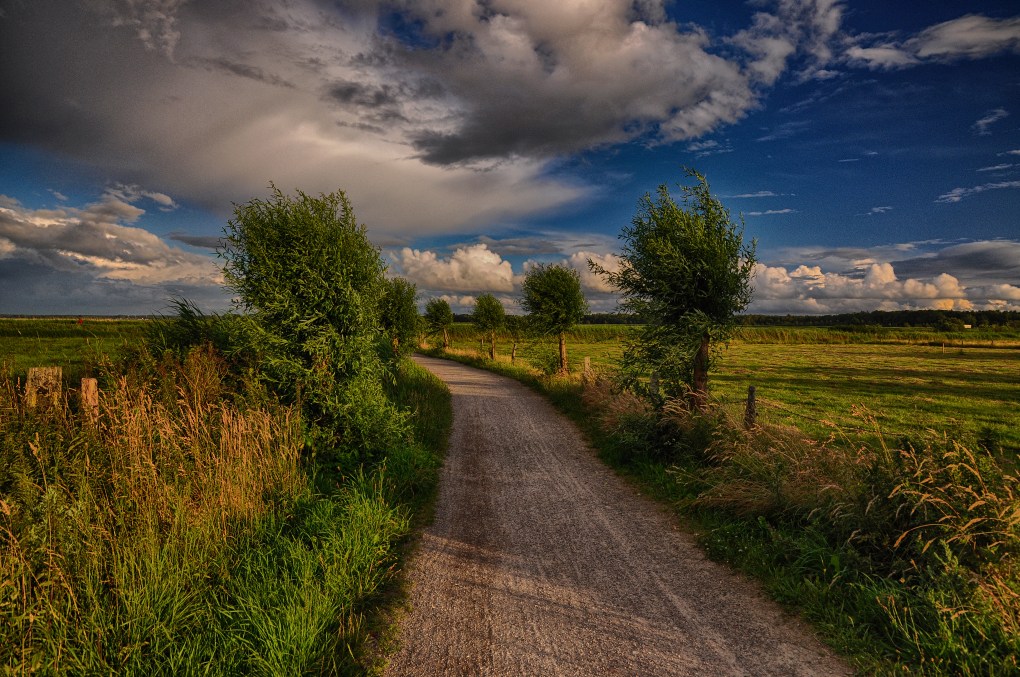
<box><xmin>169</xmin><ymin>233</ymin><xmax>224</xmax><ymax>249</ymax></box>
<box><xmin>891</xmin><ymin>241</ymin><xmax>1020</xmax><ymax>285</ymax></box>
<box><xmin>0</xmin><ymin>259</ymin><xmax>229</xmax><ymax>315</ymax></box>
<box><xmin>186</xmin><ymin>57</ymin><xmax>295</xmax><ymax>88</ymax></box>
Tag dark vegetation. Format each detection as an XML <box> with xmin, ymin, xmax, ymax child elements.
<box><xmin>1</xmin><ymin>189</ymin><xmax>448</xmax><ymax>674</ymax></box>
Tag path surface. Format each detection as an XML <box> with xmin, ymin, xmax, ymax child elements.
<box><xmin>386</xmin><ymin>356</ymin><xmax>850</xmax><ymax>676</ymax></box>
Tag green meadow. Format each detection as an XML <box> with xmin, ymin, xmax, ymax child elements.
<box><xmin>443</xmin><ymin>322</ymin><xmax>1020</xmax><ymax>452</ymax></box>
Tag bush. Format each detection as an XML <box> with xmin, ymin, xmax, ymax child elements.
<box><xmin>221</xmin><ymin>187</ymin><xmax>405</xmax><ymax>464</ymax></box>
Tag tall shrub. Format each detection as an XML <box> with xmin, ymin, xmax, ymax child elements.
<box><xmin>220</xmin><ymin>186</ymin><xmax>403</xmax><ymax>462</ymax></box>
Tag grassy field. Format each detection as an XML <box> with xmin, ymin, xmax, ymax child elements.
<box><xmin>443</xmin><ymin>322</ymin><xmax>1020</xmax><ymax>452</ymax></box>
<box><xmin>0</xmin><ymin>317</ymin><xmax>150</xmax><ymax>382</ymax></box>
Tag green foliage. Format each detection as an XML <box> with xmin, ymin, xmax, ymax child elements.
<box><xmin>472</xmin><ymin>293</ymin><xmax>505</xmax><ymax>359</ymax></box>
<box><xmin>220</xmin><ymin>186</ymin><xmax>404</xmax><ymax>462</ymax></box>
<box><xmin>145</xmin><ymin>297</ymin><xmax>242</xmax><ymax>362</ymax></box>
<box><xmin>521</xmin><ymin>264</ymin><xmax>588</xmax><ymax>336</ymax></box>
<box><xmin>423</xmin><ymin>297</ymin><xmax>454</xmax><ymax>347</ymax></box>
<box><xmin>0</xmin><ymin>343</ymin><xmax>451</xmax><ymax>675</ymax></box>
<box><xmin>380</xmin><ymin>277</ymin><xmax>420</xmax><ymax>358</ymax></box>
<box><xmin>593</xmin><ymin>169</ymin><xmax>756</xmax><ymax>402</ymax></box>
<box><xmin>521</xmin><ymin>264</ymin><xmax>588</xmax><ymax>372</ymax></box>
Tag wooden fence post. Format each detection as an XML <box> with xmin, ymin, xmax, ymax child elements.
<box><xmin>26</xmin><ymin>367</ymin><xmax>62</xmax><ymax>409</ymax></box>
<box><xmin>744</xmin><ymin>385</ymin><xmax>757</xmax><ymax>429</ymax></box>
<box><xmin>81</xmin><ymin>378</ymin><xmax>99</xmax><ymax>424</ymax></box>
<box><xmin>649</xmin><ymin>371</ymin><xmax>659</xmax><ymax>397</ymax></box>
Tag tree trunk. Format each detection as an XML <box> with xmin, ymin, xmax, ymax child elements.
<box><xmin>691</xmin><ymin>331</ymin><xmax>710</xmax><ymax>410</ymax></box>
<box><xmin>558</xmin><ymin>332</ymin><xmax>568</xmax><ymax>374</ymax></box>
<box><xmin>442</xmin><ymin>328</ymin><xmax>449</xmax><ymax>349</ymax></box>
<box><xmin>489</xmin><ymin>332</ymin><xmax>496</xmax><ymax>360</ymax></box>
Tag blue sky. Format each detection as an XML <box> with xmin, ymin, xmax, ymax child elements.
<box><xmin>1</xmin><ymin>0</ymin><xmax>1018</xmax><ymax>315</ymax></box>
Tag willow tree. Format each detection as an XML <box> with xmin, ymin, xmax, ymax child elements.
<box><xmin>472</xmin><ymin>293</ymin><xmax>504</xmax><ymax>360</ymax></box>
<box><xmin>592</xmin><ymin>169</ymin><xmax>756</xmax><ymax>408</ymax></box>
<box><xmin>423</xmin><ymin>297</ymin><xmax>454</xmax><ymax>348</ymax></box>
<box><xmin>520</xmin><ymin>264</ymin><xmax>588</xmax><ymax>373</ymax></box>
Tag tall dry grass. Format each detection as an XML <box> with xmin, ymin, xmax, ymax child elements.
<box><xmin>0</xmin><ymin>345</ymin><xmax>416</xmax><ymax>674</ymax></box>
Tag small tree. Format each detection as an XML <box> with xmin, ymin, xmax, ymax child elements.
<box><xmin>521</xmin><ymin>264</ymin><xmax>588</xmax><ymax>373</ymax></box>
<box><xmin>592</xmin><ymin>169</ymin><xmax>756</xmax><ymax>408</ymax></box>
<box><xmin>380</xmin><ymin>277</ymin><xmax>419</xmax><ymax>357</ymax></box>
<box><xmin>472</xmin><ymin>293</ymin><xmax>504</xmax><ymax>360</ymax></box>
<box><xmin>220</xmin><ymin>186</ymin><xmax>404</xmax><ymax>460</ymax></box>
<box><xmin>423</xmin><ymin>297</ymin><xmax>454</xmax><ymax>349</ymax></box>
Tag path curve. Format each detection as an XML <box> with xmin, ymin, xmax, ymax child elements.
<box><xmin>386</xmin><ymin>355</ymin><xmax>850</xmax><ymax>676</ymax></box>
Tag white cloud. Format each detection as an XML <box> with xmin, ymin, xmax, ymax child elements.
<box><xmin>972</xmin><ymin>108</ymin><xmax>1009</xmax><ymax>135</ymax></box>
<box><xmin>936</xmin><ymin>180</ymin><xmax>1020</xmax><ymax>203</ymax></box>
<box><xmin>390</xmin><ymin>244</ymin><xmax>516</xmax><ymax>293</ymax></box>
<box><xmin>866</xmin><ymin>206</ymin><xmax>892</xmax><ymax>215</ymax></box>
<box><xmin>0</xmin><ymin>192</ymin><xmax>221</xmax><ymax>288</ymax></box>
<box><xmin>566</xmin><ymin>251</ymin><xmax>622</xmax><ymax>294</ymax></box>
<box><xmin>747</xmin><ymin>208</ymin><xmax>796</xmax><ymax>216</ymax></box>
<box><xmin>752</xmin><ymin>239</ymin><xmax>1020</xmax><ymax>313</ymax></box>
<box><xmin>976</xmin><ymin>163</ymin><xmax>1014</xmax><ymax>172</ymax></box>
<box><xmin>727</xmin><ymin>190</ymin><xmax>780</xmax><ymax>198</ymax></box>
<box><xmin>846</xmin><ymin>14</ymin><xmax>1020</xmax><ymax>70</ymax></box>
<box><xmin>844</xmin><ymin>45</ymin><xmax>919</xmax><ymax>69</ymax></box>
<box><xmin>910</xmin><ymin>14</ymin><xmax>1020</xmax><ymax>60</ymax></box>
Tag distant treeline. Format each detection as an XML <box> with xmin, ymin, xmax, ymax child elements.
<box><xmin>738</xmin><ymin>309</ymin><xmax>1020</xmax><ymax>328</ymax></box>
<box><xmin>456</xmin><ymin>309</ymin><xmax>1020</xmax><ymax>328</ymax></box>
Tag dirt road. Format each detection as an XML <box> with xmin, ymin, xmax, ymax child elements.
<box><xmin>385</xmin><ymin>356</ymin><xmax>850</xmax><ymax>676</ymax></box>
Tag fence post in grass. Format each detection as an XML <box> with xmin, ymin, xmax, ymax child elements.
<box><xmin>81</xmin><ymin>378</ymin><xmax>99</xmax><ymax>424</ymax></box>
<box><xmin>582</xmin><ymin>356</ymin><xmax>592</xmax><ymax>387</ymax></box>
<box><xmin>744</xmin><ymin>385</ymin><xmax>757</xmax><ymax>429</ymax></box>
<box><xmin>649</xmin><ymin>371</ymin><xmax>659</xmax><ymax>397</ymax></box>
<box><xmin>26</xmin><ymin>367</ymin><xmax>62</xmax><ymax>410</ymax></box>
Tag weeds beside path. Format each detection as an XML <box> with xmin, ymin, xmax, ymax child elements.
<box><xmin>385</xmin><ymin>355</ymin><xmax>849</xmax><ymax>676</ymax></box>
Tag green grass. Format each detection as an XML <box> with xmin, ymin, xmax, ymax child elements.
<box><xmin>0</xmin><ymin>317</ymin><xmax>150</xmax><ymax>382</ymax></box>
<box><xmin>1</xmin><ymin>329</ymin><xmax>451</xmax><ymax>674</ymax></box>
<box><xmin>440</xmin><ymin>323</ymin><xmax>1019</xmax><ymax>453</ymax></box>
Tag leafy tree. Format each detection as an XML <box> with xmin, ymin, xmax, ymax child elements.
<box><xmin>592</xmin><ymin>169</ymin><xmax>756</xmax><ymax>408</ymax></box>
<box><xmin>472</xmin><ymin>293</ymin><xmax>505</xmax><ymax>360</ymax></box>
<box><xmin>521</xmin><ymin>264</ymin><xmax>588</xmax><ymax>373</ymax></box>
<box><xmin>220</xmin><ymin>186</ymin><xmax>404</xmax><ymax>461</ymax></box>
<box><xmin>423</xmin><ymin>297</ymin><xmax>454</xmax><ymax>349</ymax></box>
<box><xmin>380</xmin><ymin>277</ymin><xmax>419</xmax><ymax>357</ymax></box>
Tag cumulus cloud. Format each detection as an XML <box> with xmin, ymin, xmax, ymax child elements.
<box><xmin>566</xmin><ymin>252</ymin><xmax>622</xmax><ymax>294</ymax></box>
<box><xmin>0</xmin><ymin>192</ymin><xmax>220</xmax><ymax>286</ymax></box>
<box><xmin>750</xmin><ymin>261</ymin><xmax>978</xmax><ymax>313</ymax></box>
<box><xmin>390</xmin><ymin>244</ymin><xmax>516</xmax><ymax>293</ymax></box>
<box><xmin>752</xmin><ymin>239</ymin><xmax>1020</xmax><ymax>313</ymax></box>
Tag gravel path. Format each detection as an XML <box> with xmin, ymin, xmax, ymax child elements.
<box><xmin>385</xmin><ymin>355</ymin><xmax>850</xmax><ymax>676</ymax></box>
